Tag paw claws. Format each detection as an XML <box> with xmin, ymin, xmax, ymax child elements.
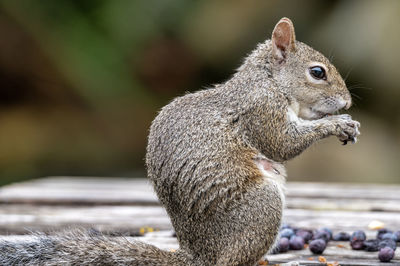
<box><xmin>332</xmin><ymin>117</ymin><xmax>360</xmax><ymax>145</ymax></box>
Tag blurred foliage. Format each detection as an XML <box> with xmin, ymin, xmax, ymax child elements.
<box><xmin>0</xmin><ymin>0</ymin><xmax>399</xmax><ymax>185</ymax></box>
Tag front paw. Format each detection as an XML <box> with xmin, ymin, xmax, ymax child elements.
<box><xmin>325</xmin><ymin>114</ymin><xmax>360</xmax><ymax>145</ymax></box>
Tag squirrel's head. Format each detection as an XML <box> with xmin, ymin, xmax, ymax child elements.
<box><xmin>244</xmin><ymin>18</ymin><xmax>352</xmax><ymax>120</ymax></box>
<box><xmin>271</xmin><ymin>18</ymin><xmax>352</xmax><ymax>120</ymax></box>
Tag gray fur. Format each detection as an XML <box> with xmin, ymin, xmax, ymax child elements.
<box><xmin>0</xmin><ymin>18</ymin><xmax>359</xmax><ymax>266</ymax></box>
<box><xmin>0</xmin><ymin>230</ymin><xmax>187</xmax><ymax>266</ymax></box>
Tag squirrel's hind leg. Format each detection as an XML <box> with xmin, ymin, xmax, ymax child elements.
<box><xmin>212</xmin><ymin>181</ymin><xmax>284</xmax><ymax>266</ymax></box>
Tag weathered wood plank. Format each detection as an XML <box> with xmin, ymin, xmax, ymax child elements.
<box><xmin>1</xmin><ymin>204</ymin><xmax>399</xmax><ymax>235</ymax></box>
<box><xmin>1</xmin><ymin>178</ymin><xmax>400</xmax><ymax>211</ymax></box>
<box><xmin>286</xmin><ymin>182</ymin><xmax>400</xmax><ymax>201</ymax></box>
<box><xmin>0</xmin><ymin>205</ymin><xmax>172</xmax><ymax>235</ymax></box>
<box><xmin>0</xmin><ymin>177</ymin><xmax>158</xmax><ymax>205</ymax></box>
<box><xmin>1</xmin><ymin>177</ymin><xmax>400</xmax><ymax>265</ymax></box>
<box><xmin>283</xmin><ymin>209</ymin><xmax>400</xmax><ymax>232</ymax></box>
<box><xmin>286</xmin><ymin>197</ymin><xmax>400</xmax><ymax>212</ymax></box>
<box><xmin>1</xmin><ymin>178</ymin><xmax>399</xmax><ymax>234</ymax></box>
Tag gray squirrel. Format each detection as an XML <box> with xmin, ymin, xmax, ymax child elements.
<box><xmin>0</xmin><ymin>17</ymin><xmax>359</xmax><ymax>266</ymax></box>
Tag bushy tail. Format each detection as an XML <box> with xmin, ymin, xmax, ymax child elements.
<box><xmin>0</xmin><ymin>230</ymin><xmax>189</xmax><ymax>266</ymax></box>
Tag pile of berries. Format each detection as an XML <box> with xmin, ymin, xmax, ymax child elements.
<box><xmin>272</xmin><ymin>225</ymin><xmax>399</xmax><ymax>262</ymax></box>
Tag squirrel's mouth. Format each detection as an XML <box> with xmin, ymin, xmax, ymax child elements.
<box><xmin>307</xmin><ymin>97</ymin><xmax>348</xmax><ymax>120</ymax></box>
<box><xmin>295</xmin><ymin>99</ymin><xmax>344</xmax><ymax>121</ymax></box>
<box><xmin>313</xmin><ymin>110</ymin><xmax>334</xmax><ymax>120</ymax></box>
<box><xmin>299</xmin><ymin>107</ymin><xmax>336</xmax><ymax>120</ymax></box>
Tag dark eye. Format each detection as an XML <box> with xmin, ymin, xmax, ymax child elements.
<box><xmin>309</xmin><ymin>66</ymin><xmax>326</xmax><ymax>80</ymax></box>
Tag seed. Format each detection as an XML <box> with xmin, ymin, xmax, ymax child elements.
<box><xmin>258</xmin><ymin>260</ymin><xmax>268</xmax><ymax>265</ymax></box>
<box><xmin>368</xmin><ymin>220</ymin><xmax>385</xmax><ymax>230</ymax></box>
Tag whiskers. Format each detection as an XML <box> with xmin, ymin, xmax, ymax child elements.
<box><xmin>347</xmin><ymin>83</ymin><xmax>372</xmax><ymax>108</ymax></box>
<box><xmin>348</xmin><ymin>84</ymin><xmax>372</xmax><ymax>91</ymax></box>
<box><xmin>350</xmin><ymin>91</ymin><xmax>362</xmax><ymax>100</ymax></box>
<box><xmin>343</xmin><ymin>66</ymin><xmax>353</xmax><ymax>82</ymax></box>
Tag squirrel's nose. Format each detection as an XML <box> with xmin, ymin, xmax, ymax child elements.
<box><xmin>344</xmin><ymin>100</ymin><xmax>352</xmax><ymax>110</ymax></box>
<box><xmin>344</xmin><ymin>94</ymin><xmax>352</xmax><ymax>109</ymax></box>
<box><xmin>338</xmin><ymin>97</ymin><xmax>352</xmax><ymax>110</ymax></box>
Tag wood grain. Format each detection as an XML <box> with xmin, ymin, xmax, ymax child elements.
<box><xmin>1</xmin><ymin>177</ymin><xmax>400</xmax><ymax>265</ymax></box>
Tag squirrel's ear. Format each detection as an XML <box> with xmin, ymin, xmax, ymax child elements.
<box><xmin>271</xmin><ymin>17</ymin><xmax>296</xmax><ymax>62</ymax></box>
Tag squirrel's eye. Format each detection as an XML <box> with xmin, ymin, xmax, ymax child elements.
<box><xmin>309</xmin><ymin>66</ymin><xmax>326</xmax><ymax>80</ymax></box>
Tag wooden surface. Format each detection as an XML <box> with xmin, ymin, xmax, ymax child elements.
<box><xmin>1</xmin><ymin>177</ymin><xmax>400</xmax><ymax>265</ymax></box>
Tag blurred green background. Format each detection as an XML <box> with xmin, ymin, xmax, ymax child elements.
<box><xmin>0</xmin><ymin>0</ymin><xmax>399</xmax><ymax>186</ymax></box>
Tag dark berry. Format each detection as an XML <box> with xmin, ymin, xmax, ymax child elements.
<box><xmin>378</xmin><ymin>228</ymin><xmax>391</xmax><ymax>234</ymax></box>
<box><xmin>381</xmin><ymin>233</ymin><xmax>398</xmax><ymax>242</ymax></box>
<box><xmin>350</xmin><ymin>239</ymin><xmax>364</xmax><ymax>250</ymax></box>
<box><xmin>363</xmin><ymin>239</ymin><xmax>380</xmax><ymax>252</ymax></box>
<box><xmin>280</xmin><ymin>223</ymin><xmax>291</xmax><ymax>230</ymax></box>
<box><xmin>296</xmin><ymin>229</ymin><xmax>313</xmax><ymax>243</ymax></box>
<box><xmin>379</xmin><ymin>239</ymin><xmax>397</xmax><ymax>251</ymax></box>
<box><xmin>395</xmin><ymin>231</ymin><xmax>400</xmax><ymax>242</ymax></box>
<box><xmin>280</xmin><ymin>228</ymin><xmax>295</xmax><ymax>239</ymax></box>
<box><xmin>321</xmin><ymin>227</ymin><xmax>332</xmax><ymax>240</ymax></box>
<box><xmin>379</xmin><ymin>247</ymin><xmax>395</xmax><ymax>262</ymax></box>
<box><xmin>351</xmin><ymin>230</ymin><xmax>366</xmax><ymax>241</ymax></box>
<box><xmin>278</xmin><ymin>237</ymin><xmax>290</xmax><ymax>253</ymax></box>
<box><xmin>289</xmin><ymin>236</ymin><xmax>305</xmax><ymax>250</ymax></box>
<box><xmin>332</xmin><ymin>232</ymin><xmax>351</xmax><ymax>241</ymax></box>
<box><xmin>377</xmin><ymin>229</ymin><xmax>392</xmax><ymax>240</ymax></box>
<box><xmin>313</xmin><ymin>230</ymin><xmax>330</xmax><ymax>242</ymax></box>
<box><xmin>309</xmin><ymin>239</ymin><xmax>327</xmax><ymax>254</ymax></box>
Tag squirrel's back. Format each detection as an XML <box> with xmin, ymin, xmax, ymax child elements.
<box><xmin>146</xmin><ymin>86</ymin><xmax>269</xmax><ymax>214</ymax></box>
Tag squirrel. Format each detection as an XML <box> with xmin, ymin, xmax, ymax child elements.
<box><xmin>0</xmin><ymin>17</ymin><xmax>359</xmax><ymax>266</ymax></box>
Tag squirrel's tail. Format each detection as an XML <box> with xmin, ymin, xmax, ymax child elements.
<box><xmin>0</xmin><ymin>230</ymin><xmax>189</xmax><ymax>266</ymax></box>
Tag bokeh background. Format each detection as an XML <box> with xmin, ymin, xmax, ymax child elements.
<box><xmin>0</xmin><ymin>0</ymin><xmax>399</xmax><ymax>186</ymax></box>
